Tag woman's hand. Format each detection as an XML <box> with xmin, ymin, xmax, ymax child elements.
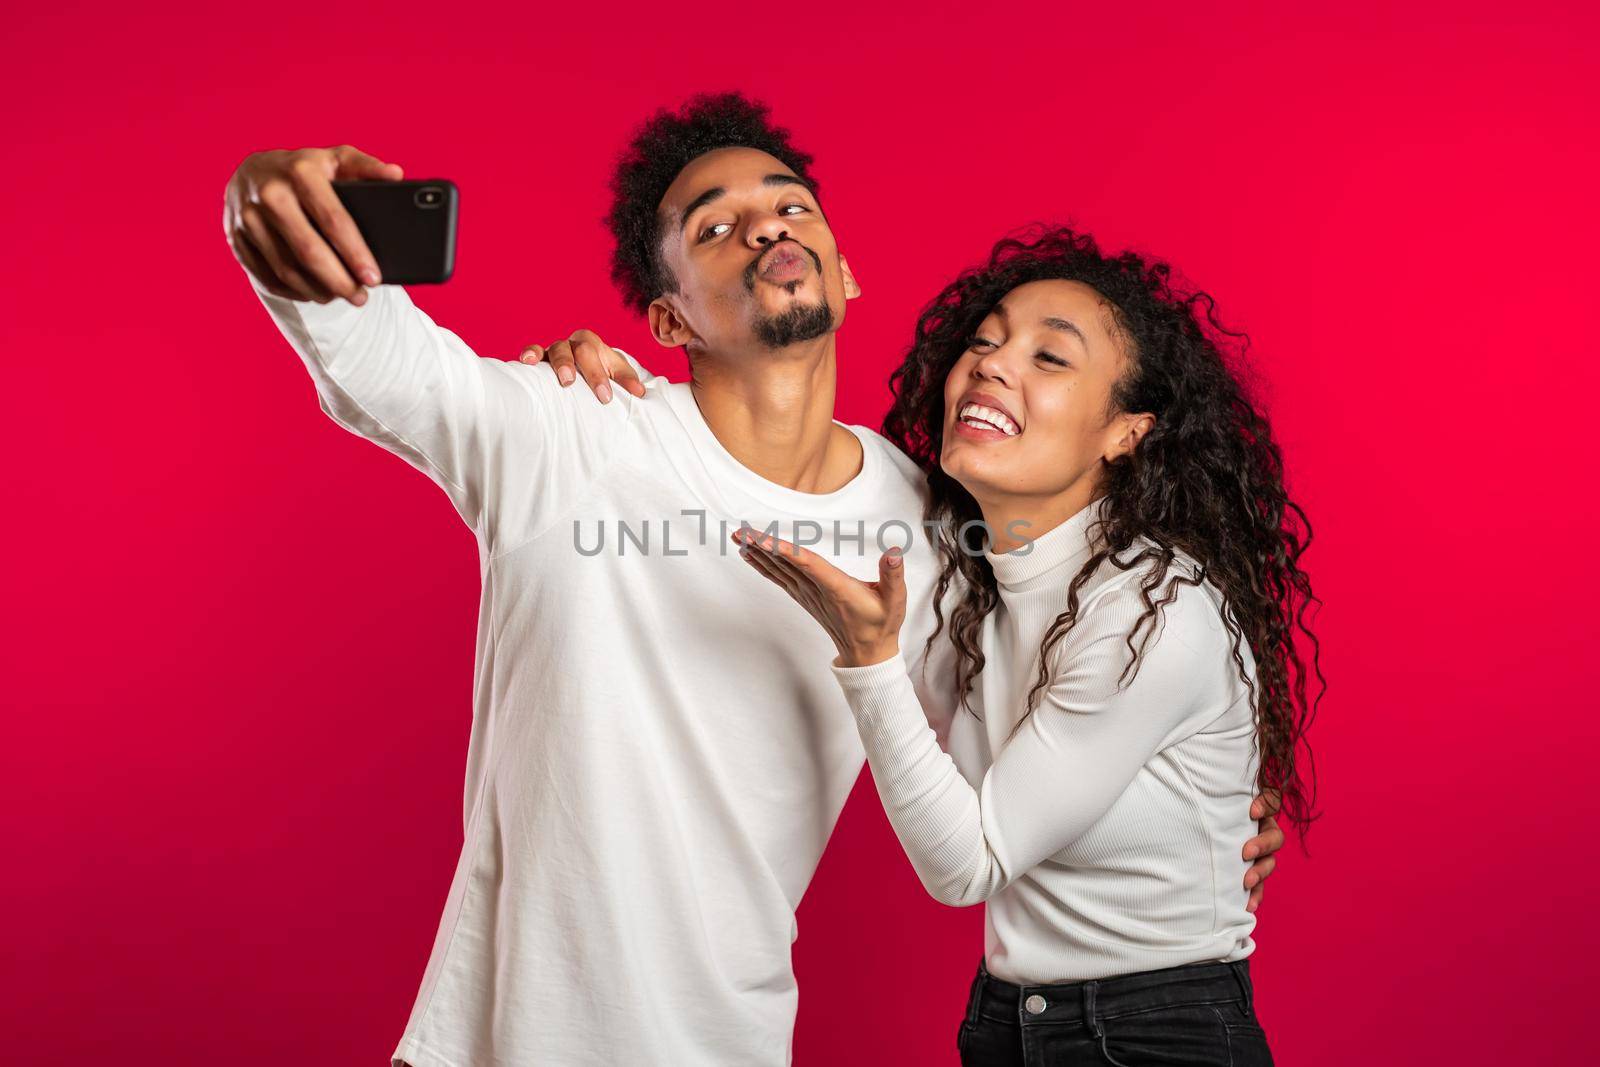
<box><xmin>1242</xmin><ymin>789</ymin><xmax>1285</xmax><ymax>913</ymax></box>
<box><xmin>733</xmin><ymin>528</ymin><xmax>907</xmax><ymax>668</ymax></box>
<box><xmin>518</xmin><ymin>328</ymin><xmax>647</xmax><ymax>404</ymax></box>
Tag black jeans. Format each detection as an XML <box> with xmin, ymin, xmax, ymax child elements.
<box><xmin>956</xmin><ymin>958</ymin><xmax>1273</xmax><ymax>1066</ymax></box>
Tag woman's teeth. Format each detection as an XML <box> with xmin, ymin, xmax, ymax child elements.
<box><xmin>958</xmin><ymin>403</ymin><xmax>1020</xmax><ymax>436</ymax></box>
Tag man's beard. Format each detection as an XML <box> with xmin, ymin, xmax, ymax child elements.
<box><xmin>743</xmin><ymin>239</ymin><xmax>834</xmax><ymax>349</ymax></box>
<box><xmin>753</xmin><ymin>299</ymin><xmax>834</xmax><ymax>349</ymax></box>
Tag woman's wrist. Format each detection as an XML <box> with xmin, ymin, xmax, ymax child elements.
<box><xmin>835</xmin><ymin>640</ymin><xmax>900</xmax><ymax>669</ymax></box>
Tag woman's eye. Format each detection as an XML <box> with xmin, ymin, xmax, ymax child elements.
<box><xmin>699</xmin><ymin>222</ymin><xmax>732</xmax><ymax>242</ymax></box>
<box><xmin>1036</xmin><ymin>351</ymin><xmax>1069</xmax><ymax>367</ymax></box>
<box><xmin>967</xmin><ymin>336</ymin><xmax>997</xmax><ymax>351</ymax></box>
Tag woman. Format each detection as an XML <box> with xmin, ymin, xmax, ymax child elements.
<box><xmin>732</xmin><ymin>227</ymin><xmax>1320</xmax><ymax>1066</ymax></box>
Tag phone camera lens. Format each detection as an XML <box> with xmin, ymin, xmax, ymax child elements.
<box><xmin>415</xmin><ymin>187</ymin><xmax>444</xmax><ymax>209</ymax></box>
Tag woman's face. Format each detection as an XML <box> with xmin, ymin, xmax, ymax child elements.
<box><xmin>940</xmin><ymin>279</ymin><xmax>1151</xmax><ymax>514</ymax></box>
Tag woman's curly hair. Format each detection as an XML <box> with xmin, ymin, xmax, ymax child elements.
<box><xmin>884</xmin><ymin>226</ymin><xmax>1324</xmax><ymax>839</ymax></box>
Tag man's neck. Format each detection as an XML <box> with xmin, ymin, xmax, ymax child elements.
<box><xmin>687</xmin><ymin>336</ymin><xmax>863</xmax><ymax>494</ymax></box>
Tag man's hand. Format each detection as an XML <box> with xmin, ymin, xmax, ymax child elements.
<box><xmin>224</xmin><ymin>145</ymin><xmax>404</xmax><ymax>306</ymax></box>
<box><xmin>1242</xmin><ymin>790</ymin><xmax>1285</xmax><ymax>913</ymax></box>
<box><xmin>519</xmin><ymin>328</ymin><xmax>648</xmax><ymax>404</ymax></box>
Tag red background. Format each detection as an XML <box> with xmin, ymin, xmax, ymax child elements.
<box><xmin>5</xmin><ymin>2</ymin><xmax>1597</xmax><ymax>1063</ymax></box>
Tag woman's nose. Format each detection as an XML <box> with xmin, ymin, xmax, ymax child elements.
<box><xmin>971</xmin><ymin>346</ymin><xmax>1014</xmax><ymax>388</ymax></box>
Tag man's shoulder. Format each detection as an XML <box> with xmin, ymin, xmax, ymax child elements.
<box><xmin>492</xmin><ymin>357</ymin><xmax>659</xmax><ymax>426</ymax></box>
<box><xmin>847</xmin><ymin>422</ymin><xmax>932</xmax><ymax>494</ymax></box>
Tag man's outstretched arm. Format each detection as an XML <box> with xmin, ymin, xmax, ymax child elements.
<box><xmin>223</xmin><ymin>145</ymin><xmax>633</xmax><ymax>549</ymax></box>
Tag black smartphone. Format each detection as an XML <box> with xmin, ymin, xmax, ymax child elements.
<box><xmin>330</xmin><ymin>179</ymin><xmax>458</xmax><ymax>284</ymax></box>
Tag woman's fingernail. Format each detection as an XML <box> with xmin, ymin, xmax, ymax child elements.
<box><xmin>361</xmin><ymin>268</ymin><xmax>380</xmax><ymax>286</ymax></box>
<box><xmin>598</xmin><ymin>381</ymin><xmax>614</xmax><ymax>404</ymax></box>
<box><xmin>557</xmin><ymin>366</ymin><xmax>575</xmax><ymax>385</ymax></box>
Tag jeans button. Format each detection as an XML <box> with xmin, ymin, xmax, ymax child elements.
<box><xmin>1024</xmin><ymin>994</ymin><xmax>1047</xmax><ymax>1015</ymax></box>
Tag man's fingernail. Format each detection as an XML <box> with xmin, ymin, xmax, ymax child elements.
<box><xmin>598</xmin><ymin>381</ymin><xmax>614</xmax><ymax>403</ymax></box>
<box><xmin>887</xmin><ymin>555</ymin><xmax>902</xmax><ymax>567</ymax></box>
<box><xmin>557</xmin><ymin>366</ymin><xmax>575</xmax><ymax>385</ymax></box>
<box><xmin>351</xmin><ymin>289</ymin><xmax>367</xmax><ymax>306</ymax></box>
<box><xmin>361</xmin><ymin>268</ymin><xmax>380</xmax><ymax>286</ymax></box>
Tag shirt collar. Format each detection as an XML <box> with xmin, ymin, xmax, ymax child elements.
<box><xmin>984</xmin><ymin>497</ymin><xmax>1107</xmax><ymax>592</ymax></box>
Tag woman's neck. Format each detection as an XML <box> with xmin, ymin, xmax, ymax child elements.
<box><xmin>979</xmin><ymin>482</ymin><xmax>1104</xmax><ymax>554</ymax></box>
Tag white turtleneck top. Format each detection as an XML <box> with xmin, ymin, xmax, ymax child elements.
<box><xmin>830</xmin><ymin>501</ymin><xmax>1261</xmax><ymax>984</ymax></box>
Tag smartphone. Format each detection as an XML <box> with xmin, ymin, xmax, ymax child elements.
<box><xmin>330</xmin><ymin>179</ymin><xmax>458</xmax><ymax>285</ymax></box>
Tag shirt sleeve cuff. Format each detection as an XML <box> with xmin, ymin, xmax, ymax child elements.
<box><xmin>248</xmin><ymin>270</ymin><xmax>375</xmax><ymax>331</ymax></box>
<box><xmin>830</xmin><ymin>656</ymin><xmax>925</xmax><ymax>738</ymax></box>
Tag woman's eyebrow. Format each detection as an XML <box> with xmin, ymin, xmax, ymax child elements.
<box><xmin>1041</xmin><ymin>316</ymin><xmax>1087</xmax><ymax>346</ymax></box>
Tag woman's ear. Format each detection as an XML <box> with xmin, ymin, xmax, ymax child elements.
<box><xmin>1105</xmin><ymin>412</ymin><xmax>1155</xmax><ymax>462</ymax></box>
<box><xmin>648</xmin><ymin>298</ymin><xmax>695</xmax><ymax>349</ymax></box>
<box><xmin>840</xmin><ymin>255</ymin><xmax>861</xmax><ymax>301</ymax></box>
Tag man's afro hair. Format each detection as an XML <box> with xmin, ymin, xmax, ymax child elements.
<box><xmin>606</xmin><ymin>92</ymin><xmax>819</xmax><ymax>314</ymax></box>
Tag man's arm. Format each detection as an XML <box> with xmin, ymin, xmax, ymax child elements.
<box><xmin>225</xmin><ymin>146</ymin><xmax>633</xmax><ymax>549</ymax></box>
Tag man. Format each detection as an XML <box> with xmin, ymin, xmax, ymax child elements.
<box><xmin>223</xmin><ymin>93</ymin><xmax>1282</xmax><ymax>1065</ymax></box>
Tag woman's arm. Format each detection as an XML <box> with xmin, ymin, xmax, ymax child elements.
<box><xmin>830</xmin><ymin>583</ymin><xmax>1219</xmax><ymax>906</ymax></box>
<box><xmin>734</xmin><ymin>528</ymin><xmax>1261</xmax><ymax>908</ymax></box>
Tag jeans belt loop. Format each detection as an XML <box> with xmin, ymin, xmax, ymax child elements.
<box><xmin>1082</xmin><ymin>979</ymin><xmax>1103</xmax><ymax>1038</ymax></box>
<box><xmin>1229</xmin><ymin>960</ymin><xmax>1253</xmax><ymax>1014</ymax></box>
<box><xmin>964</xmin><ymin>959</ymin><xmax>986</xmax><ymax>1028</ymax></box>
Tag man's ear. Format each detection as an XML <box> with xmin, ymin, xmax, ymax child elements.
<box><xmin>1105</xmin><ymin>412</ymin><xmax>1155</xmax><ymax>463</ymax></box>
<box><xmin>648</xmin><ymin>297</ymin><xmax>696</xmax><ymax>349</ymax></box>
<box><xmin>839</xmin><ymin>254</ymin><xmax>861</xmax><ymax>301</ymax></box>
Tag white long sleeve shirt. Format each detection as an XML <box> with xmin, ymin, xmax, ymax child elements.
<box><xmin>252</xmin><ymin>280</ymin><xmax>954</xmax><ymax>1066</ymax></box>
<box><xmin>830</xmin><ymin>500</ymin><xmax>1260</xmax><ymax>984</ymax></box>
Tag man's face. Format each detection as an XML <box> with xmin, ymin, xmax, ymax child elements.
<box><xmin>652</xmin><ymin>147</ymin><xmax>859</xmax><ymax>354</ymax></box>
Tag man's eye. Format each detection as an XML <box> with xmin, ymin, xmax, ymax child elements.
<box><xmin>778</xmin><ymin>204</ymin><xmax>808</xmax><ymax>216</ymax></box>
<box><xmin>699</xmin><ymin>222</ymin><xmax>732</xmax><ymax>242</ymax></box>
